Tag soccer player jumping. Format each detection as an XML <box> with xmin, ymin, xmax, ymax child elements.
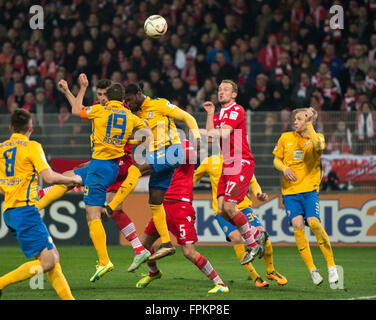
<box><xmin>202</xmin><ymin>80</ymin><xmax>268</xmax><ymax>264</ymax></box>
<box><xmin>102</xmin><ymin>83</ymin><xmax>201</xmax><ymax>261</ymax></box>
<box><xmin>273</xmin><ymin>107</ymin><xmax>339</xmax><ymax>286</ymax></box>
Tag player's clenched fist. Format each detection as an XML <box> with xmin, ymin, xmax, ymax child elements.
<box><xmin>78</xmin><ymin>73</ymin><xmax>89</xmax><ymax>88</ymax></box>
<box><xmin>202</xmin><ymin>101</ymin><xmax>215</xmax><ymax>114</ymax></box>
<box><xmin>58</xmin><ymin>79</ymin><xmax>69</xmax><ymax>92</ymax></box>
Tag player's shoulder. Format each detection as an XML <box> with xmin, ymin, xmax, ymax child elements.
<box><xmin>28</xmin><ymin>140</ymin><xmax>43</xmax><ymax>150</ymax></box>
<box><xmin>278</xmin><ymin>131</ymin><xmax>296</xmax><ymax>143</ymax></box>
<box><xmin>317</xmin><ymin>132</ymin><xmax>325</xmax><ymax>141</ymax></box>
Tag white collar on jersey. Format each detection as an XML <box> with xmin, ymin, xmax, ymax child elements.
<box><xmin>219</xmin><ymin>102</ymin><xmax>236</xmax><ymax>120</ymax></box>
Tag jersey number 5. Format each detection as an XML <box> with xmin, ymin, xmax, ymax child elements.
<box><xmin>3</xmin><ymin>147</ymin><xmax>17</xmax><ymax>177</ymax></box>
<box><xmin>106</xmin><ymin>114</ymin><xmax>127</xmax><ymax>140</ymax></box>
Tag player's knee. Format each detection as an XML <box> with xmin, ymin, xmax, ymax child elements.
<box><xmin>228</xmin><ymin>230</ymin><xmax>242</xmax><ymax>244</ymax></box>
<box><xmin>181</xmin><ymin>246</ymin><xmax>196</xmax><ymax>262</ymax></box>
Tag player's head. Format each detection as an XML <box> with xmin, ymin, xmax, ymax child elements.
<box><xmin>10</xmin><ymin>109</ymin><xmax>33</xmax><ymax>135</ymax></box>
<box><xmin>97</xmin><ymin>79</ymin><xmax>112</xmax><ymax>105</ymax></box>
<box><xmin>123</xmin><ymin>83</ymin><xmax>145</xmax><ymax>111</ymax></box>
<box><xmin>105</xmin><ymin>82</ymin><xmax>125</xmax><ymax>102</ymax></box>
<box><xmin>218</xmin><ymin>80</ymin><xmax>237</xmax><ymax>106</ymax></box>
<box><xmin>293</xmin><ymin>108</ymin><xmax>318</xmax><ymax>133</ymax></box>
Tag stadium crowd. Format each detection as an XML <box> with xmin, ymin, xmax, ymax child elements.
<box><xmin>0</xmin><ymin>0</ymin><xmax>376</xmax><ymax>155</ymax></box>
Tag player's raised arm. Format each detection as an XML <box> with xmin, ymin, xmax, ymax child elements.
<box><xmin>58</xmin><ymin>79</ymin><xmax>78</xmax><ymax>109</ymax></box>
<box><xmin>305</xmin><ymin>107</ymin><xmax>325</xmax><ymax>153</ymax></box>
<box><xmin>203</xmin><ymin>101</ymin><xmax>215</xmax><ymax>131</ymax></box>
<box><xmin>72</xmin><ymin>73</ymin><xmax>88</xmax><ymax>116</ymax></box>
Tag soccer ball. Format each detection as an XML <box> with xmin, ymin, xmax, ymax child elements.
<box><xmin>144</xmin><ymin>15</ymin><xmax>168</xmax><ymax>38</ymax></box>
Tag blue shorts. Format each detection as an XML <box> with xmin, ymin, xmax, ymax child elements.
<box><xmin>282</xmin><ymin>191</ymin><xmax>321</xmax><ymax>225</ymax></box>
<box><xmin>74</xmin><ymin>159</ymin><xmax>119</xmax><ymax>206</ymax></box>
<box><xmin>146</xmin><ymin>144</ymin><xmax>184</xmax><ymax>190</ymax></box>
<box><xmin>215</xmin><ymin>208</ymin><xmax>263</xmax><ymax>242</ymax></box>
<box><xmin>3</xmin><ymin>206</ymin><xmax>54</xmax><ymax>258</ymax></box>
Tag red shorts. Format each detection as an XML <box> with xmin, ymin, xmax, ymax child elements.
<box><xmin>106</xmin><ymin>153</ymin><xmax>135</xmax><ymax>192</ymax></box>
<box><xmin>217</xmin><ymin>160</ymin><xmax>254</xmax><ymax>204</ymax></box>
<box><xmin>144</xmin><ymin>200</ymin><xmax>198</xmax><ymax>246</ymax></box>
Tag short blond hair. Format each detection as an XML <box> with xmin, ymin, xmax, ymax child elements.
<box><xmin>292</xmin><ymin>107</ymin><xmax>318</xmax><ymax>123</ymax></box>
<box><xmin>220</xmin><ymin>79</ymin><xmax>238</xmax><ymax>94</ymax></box>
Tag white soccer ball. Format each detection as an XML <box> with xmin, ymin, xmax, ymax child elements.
<box><xmin>144</xmin><ymin>15</ymin><xmax>168</xmax><ymax>38</ymax></box>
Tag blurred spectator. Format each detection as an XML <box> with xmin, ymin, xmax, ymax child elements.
<box><xmin>255</xmin><ymin>3</ymin><xmax>273</xmax><ymax>43</ymax></box>
<box><xmin>353</xmin><ymin>43</ymin><xmax>370</xmax><ymax>74</ymax></box>
<box><xmin>7</xmin><ymin>81</ymin><xmax>24</xmax><ymax>110</ymax></box>
<box><xmin>0</xmin><ymin>41</ymin><xmax>14</xmax><ymax>69</ymax></box>
<box><xmin>271</xmin><ymin>75</ymin><xmax>293</xmax><ymax>109</ymax></box>
<box><xmin>24</xmin><ymin>59</ymin><xmax>41</xmax><ymax>90</ymax></box>
<box><xmin>22</xmin><ymin>91</ymin><xmax>35</xmax><ymax>112</ymax></box>
<box><xmin>271</xmin><ymin>52</ymin><xmax>292</xmax><ymax>83</ymax></box>
<box><xmin>291</xmin><ymin>72</ymin><xmax>314</xmax><ymax>108</ymax></box>
<box><xmin>321</xmin><ymin>78</ymin><xmax>341</xmax><ymax>111</ymax></box>
<box><xmin>169</xmin><ymin>77</ymin><xmax>189</xmax><ymax>108</ymax></box>
<box><xmin>356</xmin><ymin>101</ymin><xmax>376</xmax><ymax>154</ymax></box>
<box><xmin>314</xmin><ymin>44</ymin><xmax>343</xmax><ymax>78</ymax></box>
<box><xmin>31</xmin><ymin>87</ymin><xmax>58</xmax><ymax>127</ymax></box>
<box><xmin>258</xmin><ymin>33</ymin><xmax>286</xmax><ymax>74</ymax></box>
<box><xmin>327</xmin><ymin>121</ymin><xmax>353</xmax><ymax>154</ymax></box>
<box><xmin>181</xmin><ymin>55</ymin><xmax>199</xmax><ymax>94</ymax></box>
<box><xmin>205</xmin><ymin>38</ymin><xmax>231</xmax><ymax>65</ymax></box>
<box><xmin>215</xmin><ymin>51</ymin><xmax>236</xmax><ymax>80</ymax></box>
<box><xmin>293</xmin><ymin>53</ymin><xmax>317</xmax><ymax>84</ymax></box>
<box><xmin>196</xmin><ymin>78</ymin><xmax>216</xmax><ymax>109</ymax></box>
<box><xmin>248</xmin><ymin>73</ymin><xmax>274</xmax><ymax>110</ymax></box>
<box><xmin>175</xmin><ymin>37</ymin><xmax>198</xmax><ymax>71</ymax></box>
<box><xmin>338</xmin><ymin>57</ymin><xmax>365</xmax><ymax>92</ymax></box>
<box><xmin>342</xmin><ymin>85</ymin><xmax>358</xmax><ymax>113</ymax></box>
<box><xmin>39</xmin><ymin>49</ymin><xmax>57</xmax><ymax>79</ymax></box>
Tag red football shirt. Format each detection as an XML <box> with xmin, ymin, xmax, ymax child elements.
<box><xmin>164</xmin><ymin>140</ymin><xmax>196</xmax><ymax>203</ymax></box>
<box><xmin>213</xmin><ymin>102</ymin><xmax>253</xmax><ymax>166</ymax></box>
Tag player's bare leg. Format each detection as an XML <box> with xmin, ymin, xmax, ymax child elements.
<box><xmin>218</xmin><ymin>196</ymin><xmax>267</xmax><ymax>264</ymax></box>
<box><xmin>103</xmin><ymin>192</ymin><xmax>150</xmax><ymax>272</ymax></box>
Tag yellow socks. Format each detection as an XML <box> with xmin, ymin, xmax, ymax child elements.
<box><xmin>149</xmin><ymin>203</ymin><xmax>171</xmax><ymax>244</ymax></box>
<box><xmin>47</xmin><ymin>263</ymin><xmax>75</xmax><ymax>300</ymax></box>
<box><xmin>308</xmin><ymin>219</ymin><xmax>335</xmax><ymax>268</ymax></box>
<box><xmin>263</xmin><ymin>239</ymin><xmax>275</xmax><ymax>274</ymax></box>
<box><xmin>233</xmin><ymin>244</ymin><xmax>259</xmax><ymax>281</ymax></box>
<box><xmin>88</xmin><ymin>219</ymin><xmax>110</xmax><ymax>266</ymax></box>
<box><xmin>294</xmin><ymin>228</ymin><xmax>316</xmax><ymax>271</ymax></box>
<box><xmin>0</xmin><ymin>260</ymin><xmax>42</xmax><ymax>290</ymax></box>
<box><xmin>109</xmin><ymin>165</ymin><xmax>141</xmax><ymax>211</ymax></box>
<box><xmin>36</xmin><ymin>185</ymin><xmax>68</xmax><ymax>210</ymax></box>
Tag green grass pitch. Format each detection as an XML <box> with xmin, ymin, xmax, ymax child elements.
<box><xmin>0</xmin><ymin>245</ymin><xmax>375</xmax><ymax>300</ymax></box>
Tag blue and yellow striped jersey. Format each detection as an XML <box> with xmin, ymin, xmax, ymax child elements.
<box><xmin>0</xmin><ymin>133</ymin><xmax>50</xmax><ymax>211</ymax></box>
<box><xmin>80</xmin><ymin>100</ymin><xmax>145</xmax><ymax>160</ymax></box>
<box><xmin>136</xmin><ymin>96</ymin><xmax>181</xmax><ymax>152</ymax></box>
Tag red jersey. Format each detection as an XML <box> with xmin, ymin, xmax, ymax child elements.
<box><xmin>164</xmin><ymin>140</ymin><xmax>196</xmax><ymax>203</ymax></box>
<box><xmin>213</xmin><ymin>102</ymin><xmax>253</xmax><ymax>167</ymax></box>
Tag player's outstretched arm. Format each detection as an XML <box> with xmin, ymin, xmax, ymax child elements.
<box><xmin>39</xmin><ymin>168</ymin><xmax>82</xmax><ymax>186</ymax></box>
<box><xmin>72</xmin><ymin>73</ymin><xmax>88</xmax><ymax>116</ymax></box>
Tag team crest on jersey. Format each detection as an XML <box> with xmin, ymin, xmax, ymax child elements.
<box><xmin>305</xmin><ymin>141</ymin><xmax>311</xmax><ymax>146</ymax></box>
<box><xmin>240</xmin><ymin>175</ymin><xmax>244</xmax><ymax>182</ymax></box>
<box><xmin>229</xmin><ymin>111</ymin><xmax>238</xmax><ymax>120</ymax></box>
<box><xmin>223</xmin><ymin>114</ymin><xmax>228</xmax><ymax>119</ymax></box>
<box><xmin>148</xmin><ymin>111</ymin><xmax>154</xmax><ymax>118</ymax></box>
